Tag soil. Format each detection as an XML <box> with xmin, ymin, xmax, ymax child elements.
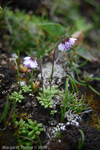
<box><xmin>0</xmin><ymin>47</ymin><xmax>100</xmax><ymax>150</ymax></box>
<box><xmin>48</xmin><ymin>124</ymin><xmax>100</xmax><ymax>150</ymax></box>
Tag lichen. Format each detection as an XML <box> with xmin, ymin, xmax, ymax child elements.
<box><xmin>38</xmin><ymin>62</ymin><xmax>66</xmax><ymax>86</ymax></box>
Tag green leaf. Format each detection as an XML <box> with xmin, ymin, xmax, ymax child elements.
<box><xmin>38</xmin><ymin>23</ymin><xmax>66</xmax><ymax>39</ymax></box>
<box><xmin>35</xmin><ymin>131</ymin><xmax>40</xmax><ymax>135</ymax></box>
<box><xmin>28</xmin><ymin>131</ymin><xmax>34</xmax><ymax>137</ymax></box>
<box><xmin>76</xmin><ymin>46</ymin><xmax>98</xmax><ymax>62</ymax></box>
<box><xmin>34</xmin><ymin>127</ymin><xmax>38</xmax><ymax>131</ymax></box>
<box><xmin>31</xmin><ymin>134</ymin><xmax>36</xmax><ymax>140</ymax></box>
<box><xmin>21</xmin><ymin>130</ymin><xmax>27</xmax><ymax>134</ymax></box>
<box><xmin>39</xmin><ymin>128</ymin><xmax>44</xmax><ymax>132</ymax></box>
<box><xmin>37</xmin><ymin>123</ymin><xmax>43</xmax><ymax>128</ymax></box>
<box><xmin>44</xmin><ymin>105</ymin><xmax>48</xmax><ymax>108</ymax></box>
<box><xmin>50</xmin><ymin>105</ymin><xmax>53</xmax><ymax>108</ymax></box>
<box><xmin>28</xmin><ymin>119</ymin><xmax>34</xmax><ymax>126</ymax></box>
<box><xmin>0</xmin><ymin>93</ymin><xmax>10</xmax><ymax>122</ymax></box>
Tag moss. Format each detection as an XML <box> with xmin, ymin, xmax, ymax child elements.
<box><xmin>85</xmin><ymin>90</ymin><xmax>100</xmax><ymax>129</ymax></box>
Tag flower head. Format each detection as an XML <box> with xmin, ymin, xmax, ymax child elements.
<box><xmin>23</xmin><ymin>57</ymin><xmax>38</xmax><ymax>69</ymax></box>
<box><xmin>58</xmin><ymin>38</ymin><xmax>77</xmax><ymax>51</ymax></box>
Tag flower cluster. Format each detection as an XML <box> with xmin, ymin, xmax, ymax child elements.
<box><xmin>23</xmin><ymin>57</ymin><xmax>38</xmax><ymax>69</ymax></box>
<box><xmin>58</xmin><ymin>38</ymin><xmax>76</xmax><ymax>51</ymax></box>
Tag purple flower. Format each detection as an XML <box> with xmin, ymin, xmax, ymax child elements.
<box><xmin>23</xmin><ymin>57</ymin><xmax>38</xmax><ymax>69</ymax></box>
<box><xmin>58</xmin><ymin>38</ymin><xmax>77</xmax><ymax>51</ymax></box>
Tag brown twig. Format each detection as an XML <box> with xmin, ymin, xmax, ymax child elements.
<box><xmin>19</xmin><ymin>135</ymin><xmax>37</xmax><ymax>144</ymax></box>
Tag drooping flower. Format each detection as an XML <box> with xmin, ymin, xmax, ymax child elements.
<box><xmin>23</xmin><ymin>57</ymin><xmax>38</xmax><ymax>69</ymax></box>
<box><xmin>58</xmin><ymin>38</ymin><xmax>77</xmax><ymax>51</ymax></box>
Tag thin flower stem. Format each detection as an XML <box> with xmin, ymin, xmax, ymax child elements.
<box><xmin>31</xmin><ymin>69</ymin><xmax>34</xmax><ymax>92</ymax></box>
<box><xmin>50</xmin><ymin>37</ymin><xmax>63</xmax><ymax>90</ymax></box>
<box><xmin>13</xmin><ymin>98</ymin><xmax>16</xmax><ymax>122</ymax></box>
<box><xmin>37</xmin><ymin>58</ymin><xmax>44</xmax><ymax>94</ymax></box>
<box><xmin>15</xmin><ymin>60</ymin><xmax>21</xmax><ymax>90</ymax></box>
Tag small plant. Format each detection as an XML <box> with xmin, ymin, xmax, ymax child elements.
<box><xmin>57</xmin><ymin>129</ymin><xmax>61</xmax><ymax>138</ymax></box>
<box><xmin>44</xmin><ymin>86</ymin><xmax>59</xmax><ymax>96</ymax></box>
<box><xmin>50</xmin><ymin>110</ymin><xmax>57</xmax><ymax>115</ymax></box>
<box><xmin>37</xmin><ymin>86</ymin><xmax>59</xmax><ymax>109</ymax></box>
<box><xmin>83</xmin><ymin>71</ymin><xmax>93</xmax><ymax>82</ymax></box>
<box><xmin>65</xmin><ymin>92</ymin><xmax>91</xmax><ymax>114</ymax></box>
<box><xmin>32</xmin><ymin>80</ymin><xmax>40</xmax><ymax>93</ymax></box>
<box><xmin>11</xmin><ymin>90</ymin><xmax>24</xmax><ymax>122</ymax></box>
<box><xmin>50</xmin><ymin>36</ymin><xmax>76</xmax><ymax>89</ymax></box>
<box><xmin>37</xmin><ymin>92</ymin><xmax>53</xmax><ymax>109</ymax></box>
<box><xmin>11</xmin><ymin>90</ymin><xmax>24</xmax><ymax>103</ymax></box>
<box><xmin>27</xmin><ymin>119</ymin><xmax>43</xmax><ymax>138</ymax></box>
<box><xmin>60</xmin><ymin>78</ymin><xmax>92</xmax><ymax>121</ymax></box>
<box><xmin>15</xmin><ymin>119</ymin><xmax>43</xmax><ymax>148</ymax></box>
<box><xmin>22</xmin><ymin>85</ymin><xmax>32</xmax><ymax>93</ymax></box>
<box><xmin>23</xmin><ymin>57</ymin><xmax>38</xmax><ymax>92</ymax></box>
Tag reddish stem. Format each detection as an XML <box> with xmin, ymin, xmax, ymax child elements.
<box><xmin>50</xmin><ymin>37</ymin><xmax>62</xmax><ymax>90</ymax></box>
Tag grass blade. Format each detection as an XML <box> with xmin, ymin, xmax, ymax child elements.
<box><xmin>0</xmin><ymin>93</ymin><xmax>10</xmax><ymax>122</ymax></box>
